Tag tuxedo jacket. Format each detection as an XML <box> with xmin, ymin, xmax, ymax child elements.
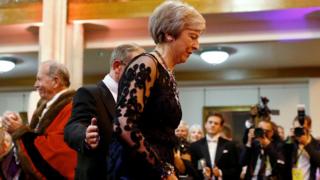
<box><xmin>189</xmin><ymin>136</ymin><xmax>241</xmax><ymax>180</ymax></box>
<box><xmin>64</xmin><ymin>81</ymin><xmax>115</xmax><ymax>180</ymax></box>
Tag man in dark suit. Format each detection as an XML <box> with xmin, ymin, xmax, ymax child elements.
<box><xmin>64</xmin><ymin>44</ymin><xmax>144</xmax><ymax>180</ymax></box>
<box><xmin>189</xmin><ymin>113</ymin><xmax>241</xmax><ymax>180</ymax></box>
<box><xmin>240</xmin><ymin>120</ymin><xmax>285</xmax><ymax>180</ymax></box>
<box><xmin>284</xmin><ymin>115</ymin><xmax>320</xmax><ymax>180</ymax></box>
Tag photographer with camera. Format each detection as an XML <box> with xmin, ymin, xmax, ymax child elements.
<box><xmin>284</xmin><ymin>106</ymin><xmax>320</xmax><ymax>180</ymax></box>
<box><xmin>243</xmin><ymin>97</ymin><xmax>272</xmax><ymax>145</ymax></box>
<box><xmin>241</xmin><ymin>119</ymin><xmax>286</xmax><ymax>180</ymax></box>
<box><xmin>240</xmin><ymin>97</ymin><xmax>285</xmax><ymax>180</ymax></box>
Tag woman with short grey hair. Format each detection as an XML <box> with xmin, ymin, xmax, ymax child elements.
<box><xmin>108</xmin><ymin>1</ymin><xmax>205</xmax><ymax>179</ymax></box>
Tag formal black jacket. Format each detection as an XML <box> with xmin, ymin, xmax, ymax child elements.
<box><xmin>189</xmin><ymin>136</ymin><xmax>241</xmax><ymax>180</ymax></box>
<box><xmin>240</xmin><ymin>139</ymin><xmax>286</xmax><ymax>180</ymax></box>
<box><xmin>64</xmin><ymin>81</ymin><xmax>115</xmax><ymax>180</ymax></box>
<box><xmin>284</xmin><ymin>136</ymin><xmax>320</xmax><ymax>180</ymax></box>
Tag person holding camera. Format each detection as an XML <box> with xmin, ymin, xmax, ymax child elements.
<box><xmin>284</xmin><ymin>115</ymin><xmax>320</xmax><ymax>180</ymax></box>
<box><xmin>240</xmin><ymin>119</ymin><xmax>286</xmax><ymax>180</ymax></box>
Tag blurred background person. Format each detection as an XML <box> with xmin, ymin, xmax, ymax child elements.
<box><xmin>190</xmin><ymin>113</ymin><xmax>241</xmax><ymax>180</ymax></box>
<box><xmin>0</xmin><ymin>116</ymin><xmax>17</xmax><ymax>179</ymax></box>
<box><xmin>188</xmin><ymin>124</ymin><xmax>204</xmax><ymax>143</ymax></box>
<box><xmin>174</xmin><ymin>120</ymin><xmax>199</xmax><ymax>179</ymax></box>
<box><xmin>221</xmin><ymin>124</ymin><xmax>233</xmax><ymax>141</ymax></box>
<box><xmin>277</xmin><ymin>125</ymin><xmax>286</xmax><ymax>141</ymax></box>
<box><xmin>175</xmin><ymin>120</ymin><xmax>189</xmax><ymax>140</ymax></box>
<box><xmin>284</xmin><ymin>115</ymin><xmax>320</xmax><ymax>180</ymax></box>
<box><xmin>241</xmin><ymin>119</ymin><xmax>285</xmax><ymax>180</ymax></box>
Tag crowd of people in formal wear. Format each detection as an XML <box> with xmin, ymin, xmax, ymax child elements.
<box><xmin>0</xmin><ymin>0</ymin><xmax>319</xmax><ymax>180</ymax></box>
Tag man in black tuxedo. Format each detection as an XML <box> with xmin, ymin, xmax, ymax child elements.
<box><xmin>64</xmin><ymin>44</ymin><xmax>144</xmax><ymax>180</ymax></box>
<box><xmin>189</xmin><ymin>113</ymin><xmax>241</xmax><ymax>180</ymax></box>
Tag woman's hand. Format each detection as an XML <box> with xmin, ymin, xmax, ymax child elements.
<box><xmin>173</xmin><ymin>149</ymin><xmax>186</xmax><ymax>173</ymax></box>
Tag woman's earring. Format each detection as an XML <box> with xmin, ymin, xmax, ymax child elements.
<box><xmin>166</xmin><ymin>36</ymin><xmax>173</xmax><ymax>42</ymax></box>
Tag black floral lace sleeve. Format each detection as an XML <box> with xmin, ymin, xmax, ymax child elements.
<box><xmin>113</xmin><ymin>54</ymin><xmax>160</xmax><ymax>165</ymax></box>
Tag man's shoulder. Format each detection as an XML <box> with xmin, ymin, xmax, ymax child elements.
<box><xmin>191</xmin><ymin>137</ymin><xmax>206</xmax><ymax>146</ymax></box>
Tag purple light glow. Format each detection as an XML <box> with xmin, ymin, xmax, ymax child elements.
<box><xmin>233</xmin><ymin>7</ymin><xmax>320</xmax><ymax>21</ymax></box>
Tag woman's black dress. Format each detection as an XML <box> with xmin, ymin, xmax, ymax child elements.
<box><xmin>108</xmin><ymin>53</ymin><xmax>182</xmax><ymax>180</ymax></box>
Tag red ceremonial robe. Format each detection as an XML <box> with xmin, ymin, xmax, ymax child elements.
<box><xmin>12</xmin><ymin>90</ymin><xmax>77</xmax><ymax>180</ymax></box>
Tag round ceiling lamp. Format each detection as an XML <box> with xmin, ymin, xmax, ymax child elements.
<box><xmin>0</xmin><ymin>57</ymin><xmax>16</xmax><ymax>73</ymax></box>
<box><xmin>200</xmin><ymin>47</ymin><xmax>235</xmax><ymax>65</ymax></box>
<box><xmin>200</xmin><ymin>50</ymin><xmax>229</xmax><ymax>64</ymax></box>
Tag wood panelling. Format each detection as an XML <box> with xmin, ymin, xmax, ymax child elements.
<box><xmin>68</xmin><ymin>0</ymin><xmax>320</xmax><ymax>21</ymax></box>
<box><xmin>0</xmin><ymin>1</ymin><xmax>42</xmax><ymax>25</ymax></box>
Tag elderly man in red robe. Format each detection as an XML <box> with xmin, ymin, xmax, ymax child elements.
<box><xmin>2</xmin><ymin>60</ymin><xmax>77</xmax><ymax>179</ymax></box>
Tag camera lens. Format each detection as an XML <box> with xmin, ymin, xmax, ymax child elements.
<box><xmin>294</xmin><ymin>127</ymin><xmax>305</xmax><ymax>137</ymax></box>
<box><xmin>254</xmin><ymin>128</ymin><xmax>264</xmax><ymax>138</ymax></box>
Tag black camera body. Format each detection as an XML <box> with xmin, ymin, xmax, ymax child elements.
<box><xmin>254</xmin><ymin>128</ymin><xmax>265</xmax><ymax>138</ymax></box>
<box><xmin>294</xmin><ymin>104</ymin><xmax>306</xmax><ymax>137</ymax></box>
<box><xmin>257</xmin><ymin>97</ymin><xmax>272</xmax><ymax>119</ymax></box>
<box><xmin>294</xmin><ymin>127</ymin><xmax>305</xmax><ymax>137</ymax></box>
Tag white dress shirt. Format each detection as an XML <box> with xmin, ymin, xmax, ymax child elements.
<box><xmin>206</xmin><ymin>134</ymin><xmax>219</xmax><ymax>167</ymax></box>
<box><xmin>296</xmin><ymin>145</ymin><xmax>310</xmax><ymax>180</ymax></box>
<box><xmin>102</xmin><ymin>74</ymin><xmax>118</xmax><ymax>102</ymax></box>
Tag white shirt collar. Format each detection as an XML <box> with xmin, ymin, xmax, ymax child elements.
<box><xmin>102</xmin><ymin>74</ymin><xmax>118</xmax><ymax>101</ymax></box>
<box><xmin>206</xmin><ymin>134</ymin><xmax>220</xmax><ymax>142</ymax></box>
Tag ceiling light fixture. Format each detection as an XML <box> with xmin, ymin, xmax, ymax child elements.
<box><xmin>0</xmin><ymin>59</ymin><xmax>16</xmax><ymax>73</ymax></box>
<box><xmin>200</xmin><ymin>50</ymin><xmax>229</xmax><ymax>64</ymax></box>
<box><xmin>200</xmin><ymin>47</ymin><xmax>235</xmax><ymax>65</ymax></box>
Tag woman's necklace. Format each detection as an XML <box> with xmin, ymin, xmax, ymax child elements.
<box><xmin>154</xmin><ymin>50</ymin><xmax>179</xmax><ymax>101</ymax></box>
<box><xmin>154</xmin><ymin>50</ymin><xmax>172</xmax><ymax>74</ymax></box>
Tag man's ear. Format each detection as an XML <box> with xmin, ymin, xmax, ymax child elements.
<box><xmin>51</xmin><ymin>76</ymin><xmax>59</xmax><ymax>88</ymax></box>
<box><xmin>112</xmin><ymin>60</ymin><xmax>123</xmax><ymax>75</ymax></box>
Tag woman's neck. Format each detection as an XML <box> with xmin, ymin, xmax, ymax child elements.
<box><xmin>154</xmin><ymin>45</ymin><xmax>175</xmax><ymax>71</ymax></box>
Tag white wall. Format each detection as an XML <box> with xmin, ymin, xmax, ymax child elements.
<box><xmin>308</xmin><ymin>79</ymin><xmax>320</xmax><ymax>138</ymax></box>
<box><xmin>179</xmin><ymin>83</ymin><xmax>313</xmax><ymax>137</ymax></box>
<box><xmin>179</xmin><ymin>87</ymin><xmax>205</xmax><ymax>127</ymax></box>
<box><xmin>0</xmin><ymin>91</ymin><xmax>31</xmax><ymax>115</ymax></box>
<box><xmin>0</xmin><ymin>83</ymin><xmax>316</xmax><ymax>137</ymax></box>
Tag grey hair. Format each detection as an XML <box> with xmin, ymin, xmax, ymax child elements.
<box><xmin>109</xmin><ymin>43</ymin><xmax>145</xmax><ymax>66</ymax></box>
<box><xmin>178</xmin><ymin>120</ymin><xmax>189</xmax><ymax>130</ymax></box>
<box><xmin>189</xmin><ymin>124</ymin><xmax>203</xmax><ymax>133</ymax></box>
<box><xmin>42</xmin><ymin>60</ymin><xmax>70</xmax><ymax>87</ymax></box>
<box><xmin>149</xmin><ymin>0</ymin><xmax>206</xmax><ymax>44</ymax></box>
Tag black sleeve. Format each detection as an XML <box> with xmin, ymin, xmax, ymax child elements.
<box><xmin>189</xmin><ymin>142</ymin><xmax>206</xmax><ymax>179</ymax></box>
<box><xmin>264</xmin><ymin>140</ymin><xmax>286</xmax><ymax>177</ymax></box>
<box><xmin>240</xmin><ymin>144</ymin><xmax>253</xmax><ymax>166</ymax></box>
<box><xmin>64</xmin><ymin>87</ymin><xmax>97</xmax><ymax>155</ymax></box>
<box><xmin>304</xmin><ymin>137</ymin><xmax>320</xmax><ymax>166</ymax></box>
<box><xmin>220</xmin><ymin>141</ymin><xmax>241</xmax><ymax>179</ymax></box>
<box><xmin>113</xmin><ymin>55</ymin><xmax>161</xmax><ymax>166</ymax></box>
